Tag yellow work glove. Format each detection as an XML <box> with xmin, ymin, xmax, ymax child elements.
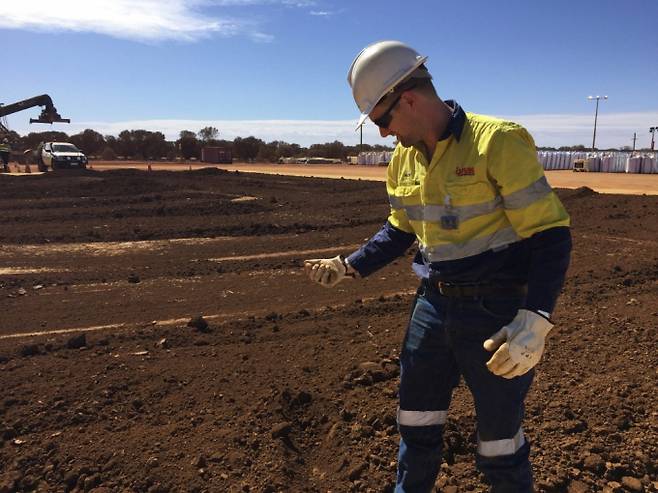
<box><xmin>483</xmin><ymin>309</ymin><xmax>553</xmax><ymax>379</ymax></box>
<box><xmin>304</xmin><ymin>255</ymin><xmax>348</xmax><ymax>288</ymax></box>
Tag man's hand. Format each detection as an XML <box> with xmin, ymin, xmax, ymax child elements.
<box><xmin>304</xmin><ymin>255</ymin><xmax>348</xmax><ymax>288</ymax></box>
<box><xmin>483</xmin><ymin>309</ymin><xmax>554</xmax><ymax>379</ymax></box>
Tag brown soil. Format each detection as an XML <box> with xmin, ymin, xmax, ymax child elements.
<box><xmin>84</xmin><ymin>161</ymin><xmax>658</xmax><ymax>196</ymax></box>
<box><xmin>0</xmin><ymin>168</ymin><xmax>656</xmax><ymax>493</ymax></box>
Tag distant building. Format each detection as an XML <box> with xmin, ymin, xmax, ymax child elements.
<box><xmin>201</xmin><ymin>147</ymin><xmax>232</xmax><ymax>164</ymax></box>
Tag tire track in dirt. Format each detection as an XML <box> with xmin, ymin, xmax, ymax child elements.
<box><xmin>0</xmin><ymin>237</ymin><xmax>363</xmax><ymax>269</ymax></box>
<box><xmin>0</xmin><ymin>288</ymin><xmax>416</xmax><ymax>340</ymax></box>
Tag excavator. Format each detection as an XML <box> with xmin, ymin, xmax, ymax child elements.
<box><xmin>0</xmin><ymin>94</ymin><xmax>70</xmax><ymax>172</ymax></box>
<box><xmin>0</xmin><ymin>94</ymin><xmax>70</xmax><ymax>131</ymax></box>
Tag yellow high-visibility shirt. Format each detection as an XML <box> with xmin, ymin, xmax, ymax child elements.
<box><xmin>386</xmin><ymin>112</ymin><xmax>570</xmax><ymax>264</ymax></box>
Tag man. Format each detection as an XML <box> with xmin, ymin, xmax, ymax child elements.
<box><xmin>304</xmin><ymin>41</ymin><xmax>572</xmax><ymax>493</ymax></box>
<box><xmin>0</xmin><ymin>138</ymin><xmax>10</xmax><ymax>172</ymax></box>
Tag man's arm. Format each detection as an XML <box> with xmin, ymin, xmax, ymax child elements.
<box><xmin>304</xmin><ymin>221</ymin><xmax>415</xmax><ymax>288</ymax></box>
<box><xmin>525</xmin><ymin>226</ymin><xmax>572</xmax><ymax>315</ymax></box>
<box><xmin>484</xmin><ymin>125</ymin><xmax>572</xmax><ymax>377</ymax></box>
<box><xmin>346</xmin><ymin>221</ymin><xmax>416</xmax><ymax>277</ymax></box>
<box><xmin>487</xmin><ymin>124</ymin><xmax>572</xmax><ymax>313</ymax></box>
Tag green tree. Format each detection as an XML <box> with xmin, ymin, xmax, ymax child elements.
<box><xmin>233</xmin><ymin>136</ymin><xmax>262</xmax><ymax>162</ymax></box>
<box><xmin>197</xmin><ymin>126</ymin><xmax>219</xmax><ymax>144</ymax></box>
<box><xmin>101</xmin><ymin>146</ymin><xmax>117</xmax><ymax>160</ymax></box>
<box><xmin>140</xmin><ymin>130</ymin><xmax>168</xmax><ymax>159</ymax></box>
<box><xmin>22</xmin><ymin>131</ymin><xmax>70</xmax><ymax>151</ymax></box>
<box><xmin>271</xmin><ymin>141</ymin><xmax>301</xmax><ymax>160</ymax></box>
<box><xmin>308</xmin><ymin>140</ymin><xmax>347</xmax><ymax>159</ymax></box>
<box><xmin>177</xmin><ymin>130</ymin><xmax>200</xmax><ymax>159</ymax></box>
<box><xmin>104</xmin><ymin>135</ymin><xmax>119</xmax><ymax>158</ymax></box>
<box><xmin>70</xmin><ymin>129</ymin><xmax>105</xmax><ymax>156</ymax></box>
<box><xmin>117</xmin><ymin>130</ymin><xmax>136</xmax><ymax>158</ymax></box>
<box><xmin>257</xmin><ymin>141</ymin><xmax>278</xmax><ymax>162</ymax></box>
<box><xmin>558</xmin><ymin>145</ymin><xmax>587</xmax><ymax>151</ymax></box>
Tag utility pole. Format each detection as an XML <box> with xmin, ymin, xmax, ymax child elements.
<box><xmin>587</xmin><ymin>95</ymin><xmax>607</xmax><ymax>151</ymax></box>
<box><xmin>359</xmin><ymin>123</ymin><xmax>363</xmax><ymax>155</ymax></box>
<box><xmin>650</xmin><ymin>126</ymin><xmax>657</xmax><ymax>151</ymax></box>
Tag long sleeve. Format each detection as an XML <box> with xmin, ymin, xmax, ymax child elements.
<box><xmin>524</xmin><ymin>226</ymin><xmax>572</xmax><ymax>314</ymax></box>
<box><xmin>486</xmin><ymin>125</ymin><xmax>572</xmax><ymax>314</ymax></box>
<box><xmin>346</xmin><ymin>221</ymin><xmax>416</xmax><ymax>277</ymax></box>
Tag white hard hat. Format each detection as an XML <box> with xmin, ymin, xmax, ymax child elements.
<box><xmin>347</xmin><ymin>40</ymin><xmax>429</xmax><ymax>128</ymax></box>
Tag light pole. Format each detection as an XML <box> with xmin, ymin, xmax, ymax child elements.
<box><xmin>587</xmin><ymin>95</ymin><xmax>607</xmax><ymax>151</ymax></box>
<box><xmin>650</xmin><ymin>126</ymin><xmax>657</xmax><ymax>151</ymax></box>
<box><xmin>360</xmin><ymin>122</ymin><xmax>363</xmax><ymax>155</ymax></box>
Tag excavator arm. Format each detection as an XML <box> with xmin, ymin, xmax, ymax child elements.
<box><xmin>0</xmin><ymin>94</ymin><xmax>70</xmax><ymax>126</ymax></box>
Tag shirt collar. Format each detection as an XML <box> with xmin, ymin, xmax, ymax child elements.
<box><xmin>439</xmin><ymin>100</ymin><xmax>465</xmax><ymax>142</ymax></box>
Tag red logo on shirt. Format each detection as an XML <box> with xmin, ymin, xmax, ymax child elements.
<box><xmin>456</xmin><ymin>166</ymin><xmax>475</xmax><ymax>176</ymax></box>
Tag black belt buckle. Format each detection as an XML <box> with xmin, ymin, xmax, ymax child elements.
<box><xmin>437</xmin><ymin>282</ymin><xmax>449</xmax><ymax>296</ymax></box>
<box><xmin>437</xmin><ymin>281</ymin><xmax>470</xmax><ymax>297</ymax></box>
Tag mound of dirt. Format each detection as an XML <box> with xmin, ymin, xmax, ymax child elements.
<box><xmin>562</xmin><ymin>186</ymin><xmax>599</xmax><ymax>199</ymax></box>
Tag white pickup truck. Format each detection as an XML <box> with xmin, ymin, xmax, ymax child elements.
<box><xmin>38</xmin><ymin>142</ymin><xmax>88</xmax><ymax>171</ymax></box>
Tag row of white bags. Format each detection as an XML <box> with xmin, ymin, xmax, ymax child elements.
<box><xmin>538</xmin><ymin>151</ymin><xmax>657</xmax><ymax>174</ymax></box>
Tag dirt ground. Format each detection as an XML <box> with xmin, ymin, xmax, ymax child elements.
<box><xmin>0</xmin><ymin>168</ymin><xmax>656</xmax><ymax>493</ymax></box>
<box><xmin>78</xmin><ymin>162</ymin><xmax>658</xmax><ymax>196</ymax></box>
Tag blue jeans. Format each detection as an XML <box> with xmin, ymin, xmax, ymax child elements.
<box><xmin>395</xmin><ymin>283</ymin><xmax>534</xmax><ymax>493</ymax></box>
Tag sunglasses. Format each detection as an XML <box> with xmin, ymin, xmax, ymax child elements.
<box><xmin>371</xmin><ymin>93</ymin><xmax>403</xmax><ymax>129</ymax></box>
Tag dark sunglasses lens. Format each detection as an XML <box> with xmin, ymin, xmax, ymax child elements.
<box><xmin>373</xmin><ymin>113</ymin><xmax>392</xmax><ymax>128</ymax></box>
<box><xmin>372</xmin><ymin>94</ymin><xmax>400</xmax><ymax>128</ymax></box>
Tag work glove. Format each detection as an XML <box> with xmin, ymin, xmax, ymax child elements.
<box><xmin>304</xmin><ymin>255</ymin><xmax>350</xmax><ymax>288</ymax></box>
<box><xmin>483</xmin><ymin>309</ymin><xmax>553</xmax><ymax>379</ymax></box>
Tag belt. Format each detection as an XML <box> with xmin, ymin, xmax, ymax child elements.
<box><xmin>427</xmin><ymin>280</ymin><xmax>527</xmax><ymax>298</ymax></box>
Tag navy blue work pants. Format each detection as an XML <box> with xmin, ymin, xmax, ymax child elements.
<box><xmin>395</xmin><ymin>283</ymin><xmax>534</xmax><ymax>493</ymax></box>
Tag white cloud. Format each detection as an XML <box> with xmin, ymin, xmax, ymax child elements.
<box><xmin>309</xmin><ymin>10</ymin><xmax>332</xmax><ymax>16</ymax></box>
<box><xmin>206</xmin><ymin>0</ymin><xmax>316</xmax><ymax>6</ymax></box>
<box><xmin>281</xmin><ymin>0</ymin><xmax>318</xmax><ymax>6</ymax></box>
<box><xmin>6</xmin><ymin>112</ymin><xmax>658</xmax><ymax>149</ymax></box>
<box><xmin>0</xmin><ymin>0</ymin><xmax>310</xmax><ymax>42</ymax></box>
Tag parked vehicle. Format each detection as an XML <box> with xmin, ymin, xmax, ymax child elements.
<box><xmin>38</xmin><ymin>142</ymin><xmax>87</xmax><ymax>171</ymax></box>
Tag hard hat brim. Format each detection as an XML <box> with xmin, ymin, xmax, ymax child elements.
<box><xmin>355</xmin><ymin>113</ymin><xmax>369</xmax><ymax>131</ymax></box>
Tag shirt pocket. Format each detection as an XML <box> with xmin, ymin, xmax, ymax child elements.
<box><xmin>395</xmin><ymin>183</ymin><xmax>421</xmax><ymax>197</ymax></box>
<box><xmin>393</xmin><ymin>184</ymin><xmax>422</xmax><ymax>206</ymax></box>
<box><xmin>445</xmin><ymin>180</ymin><xmax>493</xmax><ymax>205</ymax></box>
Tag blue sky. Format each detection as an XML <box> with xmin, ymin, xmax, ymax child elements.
<box><xmin>1</xmin><ymin>0</ymin><xmax>657</xmax><ymax>149</ymax></box>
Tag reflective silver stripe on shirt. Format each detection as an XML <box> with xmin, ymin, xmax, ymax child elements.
<box><xmin>420</xmin><ymin>226</ymin><xmax>521</xmax><ymax>262</ymax></box>
<box><xmin>388</xmin><ymin>196</ymin><xmax>502</xmax><ymax>222</ymax></box>
<box><xmin>502</xmin><ymin>176</ymin><xmax>552</xmax><ymax>210</ymax></box>
<box><xmin>477</xmin><ymin>427</ymin><xmax>525</xmax><ymax>457</ymax></box>
<box><xmin>388</xmin><ymin>194</ymin><xmax>405</xmax><ymax>210</ymax></box>
<box><xmin>397</xmin><ymin>408</ymin><xmax>448</xmax><ymax>427</ymax></box>
<box><xmin>390</xmin><ymin>175</ymin><xmax>551</xmax><ymax>218</ymax></box>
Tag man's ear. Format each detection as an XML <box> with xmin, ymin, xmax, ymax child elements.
<box><xmin>401</xmin><ymin>90</ymin><xmax>417</xmax><ymax>109</ymax></box>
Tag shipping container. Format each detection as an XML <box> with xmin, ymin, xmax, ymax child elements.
<box><xmin>201</xmin><ymin>147</ymin><xmax>232</xmax><ymax>164</ymax></box>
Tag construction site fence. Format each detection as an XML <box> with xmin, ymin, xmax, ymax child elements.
<box><xmin>538</xmin><ymin>151</ymin><xmax>658</xmax><ymax>174</ymax></box>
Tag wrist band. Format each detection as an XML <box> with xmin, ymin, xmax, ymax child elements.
<box><xmin>340</xmin><ymin>255</ymin><xmax>356</xmax><ymax>278</ymax></box>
